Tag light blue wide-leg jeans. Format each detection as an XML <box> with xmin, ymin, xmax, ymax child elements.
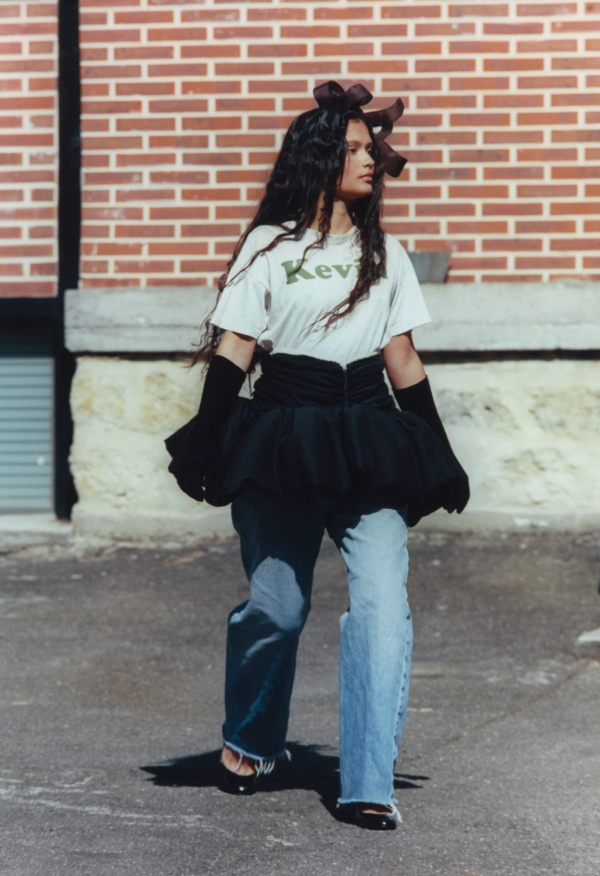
<box><xmin>225</xmin><ymin>488</ymin><xmax>412</xmax><ymax>807</ymax></box>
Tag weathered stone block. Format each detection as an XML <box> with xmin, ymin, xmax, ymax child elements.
<box><xmin>69</xmin><ymin>356</ymin><xmax>600</xmax><ymax>545</ymax></box>
<box><xmin>428</xmin><ymin>360</ymin><xmax>600</xmax><ymax>516</ymax></box>
<box><xmin>70</xmin><ymin>357</ymin><xmax>236</xmax><ymax>545</ymax></box>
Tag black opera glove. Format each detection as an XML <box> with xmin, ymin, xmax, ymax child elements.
<box><xmin>393</xmin><ymin>376</ymin><xmax>449</xmax><ymax>447</ymax></box>
<box><xmin>165</xmin><ymin>354</ymin><xmax>247</xmax><ymax>502</ymax></box>
<box><xmin>393</xmin><ymin>376</ymin><xmax>470</xmax><ymax>515</ymax></box>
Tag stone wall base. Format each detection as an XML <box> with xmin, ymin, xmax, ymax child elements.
<box><xmin>71</xmin><ymin>507</ymin><xmax>235</xmax><ymax>549</ymax></box>
<box><xmin>419</xmin><ymin>508</ymin><xmax>600</xmax><ymax>534</ymax></box>
<box><xmin>69</xmin><ymin>505</ymin><xmax>600</xmax><ymax>551</ymax></box>
<box><xmin>0</xmin><ymin>515</ymin><xmax>73</xmax><ymax>554</ymax></box>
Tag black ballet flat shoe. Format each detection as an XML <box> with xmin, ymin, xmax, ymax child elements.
<box><xmin>341</xmin><ymin>803</ymin><xmax>399</xmax><ymax>831</ymax></box>
<box><xmin>219</xmin><ymin>762</ymin><xmax>257</xmax><ymax>796</ymax></box>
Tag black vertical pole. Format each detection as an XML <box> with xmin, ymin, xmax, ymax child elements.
<box><xmin>55</xmin><ymin>0</ymin><xmax>80</xmax><ymax>519</ymax></box>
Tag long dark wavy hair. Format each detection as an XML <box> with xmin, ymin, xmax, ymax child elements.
<box><xmin>192</xmin><ymin>104</ymin><xmax>387</xmax><ymax>368</ymax></box>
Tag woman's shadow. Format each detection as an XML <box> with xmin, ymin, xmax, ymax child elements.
<box><xmin>141</xmin><ymin>742</ymin><xmax>427</xmax><ymax>816</ymax></box>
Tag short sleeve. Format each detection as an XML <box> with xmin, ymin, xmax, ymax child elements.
<box><xmin>384</xmin><ymin>239</ymin><xmax>431</xmax><ymax>340</ymax></box>
<box><xmin>209</xmin><ymin>228</ymin><xmax>273</xmax><ymax>338</ymax></box>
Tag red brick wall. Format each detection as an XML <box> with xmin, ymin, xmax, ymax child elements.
<box><xmin>0</xmin><ymin>1</ymin><xmax>57</xmax><ymax>298</ymax></box>
<box><xmin>75</xmin><ymin>2</ymin><xmax>600</xmax><ymax>286</ymax></box>
<box><xmin>0</xmin><ymin>0</ymin><xmax>600</xmax><ymax>295</ymax></box>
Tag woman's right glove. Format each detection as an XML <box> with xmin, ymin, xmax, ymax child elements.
<box><xmin>165</xmin><ymin>354</ymin><xmax>246</xmax><ymax>501</ymax></box>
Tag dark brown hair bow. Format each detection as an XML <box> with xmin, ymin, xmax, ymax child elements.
<box><xmin>313</xmin><ymin>80</ymin><xmax>407</xmax><ymax>178</ymax></box>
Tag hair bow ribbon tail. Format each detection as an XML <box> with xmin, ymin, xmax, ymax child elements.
<box><xmin>363</xmin><ymin>97</ymin><xmax>407</xmax><ymax>178</ymax></box>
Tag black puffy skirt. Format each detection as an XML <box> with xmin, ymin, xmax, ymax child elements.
<box><xmin>194</xmin><ymin>352</ymin><xmax>469</xmax><ymax>527</ymax></box>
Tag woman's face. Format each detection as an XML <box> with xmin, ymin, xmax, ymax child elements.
<box><xmin>337</xmin><ymin>118</ymin><xmax>375</xmax><ymax>201</ymax></box>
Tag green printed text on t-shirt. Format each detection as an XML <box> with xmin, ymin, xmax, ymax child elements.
<box><xmin>281</xmin><ymin>259</ymin><xmax>387</xmax><ymax>284</ymax></box>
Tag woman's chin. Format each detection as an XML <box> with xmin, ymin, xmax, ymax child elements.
<box><xmin>342</xmin><ymin>184</ymin><xmax>373</xmax><ymax>201</ymax></box>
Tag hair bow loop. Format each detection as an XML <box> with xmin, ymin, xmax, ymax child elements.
<box><xmin>342</xmin><ymin>83</ymin><xmax>373</xmax><ymax>109</ymax></box>
<box><xmin>312</xmin><ymin>81</ymin><xmax>407</xmax><ymax>178</ymax></box>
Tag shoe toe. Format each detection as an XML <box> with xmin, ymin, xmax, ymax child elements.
<box><xmin>219</xmin><ymin>763</ymin><xmax>257</xmax><ymax>796</ymax></box>
<box><xmin>341</xmin><ymin>803</ymin><xmax>399</xmax><ymax>831</ymax></box>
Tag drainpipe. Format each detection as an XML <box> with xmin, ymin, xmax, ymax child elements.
<box><xmin>55</xmin><ymin>0</ymin><xmax>81</xmax><ymax>519</ymax></box>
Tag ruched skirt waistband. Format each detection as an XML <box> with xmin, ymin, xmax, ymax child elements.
<box><xmin>252</xmin><ymin>352</ymin><xmax>394</xmax><ymax>411</ymax></box>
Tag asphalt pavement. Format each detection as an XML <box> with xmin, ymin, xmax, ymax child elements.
<box><xmin>0</xmin><ymin>528</ymin><xmax>599</xmax><ymax>876</ymax></box>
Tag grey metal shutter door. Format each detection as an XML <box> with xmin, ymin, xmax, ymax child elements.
<box><xmin>0</xmin><ymin>357</ymin><xmax>54</xmax><ymax>511</ymax></box>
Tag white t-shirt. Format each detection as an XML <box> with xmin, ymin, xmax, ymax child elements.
<box><xmin>210</xmin><ymin>225</ymin><xmax>431</xmax><ymax>366</ymax></box>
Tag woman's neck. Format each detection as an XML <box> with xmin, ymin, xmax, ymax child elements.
<box><xmin>308</xmin><ymin>196</ymin><xmax>354</xmax><ymax>236</ymax></box>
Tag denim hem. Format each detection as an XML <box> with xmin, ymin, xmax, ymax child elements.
<box><xmin>222</xmin><ymin>737</ymin><xmax>288</xmax><ymax>763</ymax></box>
<box><xmin>337</xmin><ymin>796</ymin><xmax>397</xmax><ymax>807</ymax></box>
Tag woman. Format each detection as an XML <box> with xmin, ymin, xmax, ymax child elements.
<box><xmin>166</xmin><ymin>81</ymin><xmax>469</xmax><ymax>831</ymax></box>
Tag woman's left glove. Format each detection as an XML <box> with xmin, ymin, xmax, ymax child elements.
<box><xmin>393</xmin><ymin>376</ymin><xmax>470</xmax><ymax>516</ymax></box>
<box><xmin>165</xmin><ymin>354</ymin><xmax>247</xmax><ymax>501</ymax></box>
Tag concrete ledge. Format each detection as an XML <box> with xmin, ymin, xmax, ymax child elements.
<box><xmin>65</xmin><ymin>286</ymin><xmax>215</xmax><ymax>354</ymax></box>
<box><xmin>415</xmin><ymin>281</ymin><xmax>600</xmax><ymax>352</ymax></box>
<box><xmin>0</xmin><ymin>514</ymin><xmax>73</xmax><ymax>553</ymax></box>
<box><xmin>65</xmin><ymin>281</ymin><xmax>600</xmax><ymax>354</ymax></box>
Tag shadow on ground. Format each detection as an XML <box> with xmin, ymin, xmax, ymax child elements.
<box><xmin>141</xmin><ymin>741</ymin><xmax>427</xmax><ymax>814</ymax></box>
